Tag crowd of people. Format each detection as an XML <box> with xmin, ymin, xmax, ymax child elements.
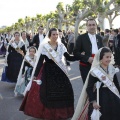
<box><xmin>0</xmin><ymin>18</ymin><xmax>120</xmax><ymax>120</ymax></box>
<box><xmin>97</xmin><ymin>27</ymin><xmax>120</xmax><ymax>66</ymax></box>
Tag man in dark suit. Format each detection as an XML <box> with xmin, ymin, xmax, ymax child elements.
<box><xmin>32</xmin><ymin>25</ymin><xmax>45</xmax><ymax>49</ymax></box>
<box><xmin>113</xmin><ymin>29</ymin><xmax>120</xmax><ymax>66</ymax></box>
<box><xmin>73</xmin><ymin>18</ymin><xmax>103</xmax><ymax>83</ymax></box>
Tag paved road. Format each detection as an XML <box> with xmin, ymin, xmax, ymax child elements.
<box><xmin>0</xmin><ymin>56</ymin><xmax>83</xmax><ymax>120</ymax></box>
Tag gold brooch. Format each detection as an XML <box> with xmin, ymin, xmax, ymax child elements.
<box><xmin>16</xmin><ymin>47</ymin><xmax>20</xmax><ymax>50</ymax></box>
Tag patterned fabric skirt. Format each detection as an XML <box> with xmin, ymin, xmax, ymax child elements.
<box><xmin>78</xmin><ymin>100</ymin><xmax>89</xmax><ymax>120</ymax></box>
<box><xmin>14</xmin><ymin>67</ymin><xmax>33</xmax><ymax>95</ymax></box>
<box><xmin>20</xmin><ymin>62</ymin><xmax>74</xmax><ymax>120</ymax></box>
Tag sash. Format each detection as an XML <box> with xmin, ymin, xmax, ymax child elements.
<box><xmin>92</xmin><ymin>68</ymin><xmax>120</xmax><ymax>99</ymax></box>
<box><xmin>25</xmin><ymin>56</ymin><xmax>34</xmax><ymax>67</ymax></box>
<box><xmin>44</xmin><ymin>43</ymin><xmax>68</xmax><ymax>77</ymax></box>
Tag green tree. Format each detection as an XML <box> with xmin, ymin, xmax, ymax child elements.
<box><xmin>25</xmin><ymin>16</ymin><xmax>31</xmax><ymax>32</ymax></box>
<box><xmin>71</xmin><ymin>0</ymin><xmax>92</xmax><ymax>39</ymax></box>
<box><xmin>18</xmin><ymin>18</ymin><xmax>25</xmax><ymax>31</ymax></box>
<box><xmin>96</xmin><ymin>0</ymin><xmax>120</xmax><ymax>30</ymax></box>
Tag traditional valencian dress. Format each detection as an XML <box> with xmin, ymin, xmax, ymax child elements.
<box><xmin>20</xmin><ymin>42</ymin><xmax>78</xmax><ymax>120</ymax></box>
<box><xmin>1</xmin><ymin>40</ymin><xmax>26</xmax><ymax>83</ymax></box>
<box><xmin>0</xmin><ymin>37</ymin><xmax>7</xmax><ymax>56</ymax></box>
<box><xmin>71</xmin><ymin>48</ymin><xmax>120</xmax><ymax>120</ymax></box>
<box><xmin>14</xmin><ymin>54</ymin><xmax>36</xmax><ymax>95</ymax></box>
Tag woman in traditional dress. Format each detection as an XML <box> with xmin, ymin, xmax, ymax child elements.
<box><xmin>71</xmin><ymin>47</ymin><xmax>120</xmax><ymax>120</ymax></box>
<box><xmin>0</xmin><ymin>35</ymin><xmax>7</xmax><ymax>56</ymax></box>
<box><xmin>3</xmin><ymin>32</ymin><xmax>26</xmax><ymax>83</ymax></box>
<box><xmin>14</xmin><ymin>46</ymin><xmax>37</xmax><ymax>96</ymax></box>
<box><xmin>20</xmin><ymin>28</ymin><xmax>79</xmax><ymax>120</ymax></box>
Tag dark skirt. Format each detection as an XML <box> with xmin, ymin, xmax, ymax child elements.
<box><xmin>6</xmin><ymin>51</ymin><xmax>23</xmax><ymax>82</ymax></box>
<box><xmin>1</xmin><ymin>66</ymin><xmax>13</xmax><ymax>83</ymax></box>
<box><xmin>88</xmin><ymin>87</ymin><xmax>120</xmax><ymax>120</ymax></box>
<box><xmin>0</xmin><ymin>45</ymin><xmax>6</xmax><ymax>55</ymax></box>
<box><xmin>20</xmin><ymin>62</ymin><xmax>74</xmax><ymax>120</ymax></box>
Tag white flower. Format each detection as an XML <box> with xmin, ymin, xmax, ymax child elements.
<box><xmin>33</xmin><ymin>80</ymin><xmax>42</xmax><ymax>85</ymax></box>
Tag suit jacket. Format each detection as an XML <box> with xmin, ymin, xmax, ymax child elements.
<box><xmin>113</xmin><ymin>34</ymin><xmax>120</xmax><ymax>65</ymax></box>
<box><xmin>73</xmin><ymin>33</ymin><xmax>103</xmax><ymax>65</ymax></box>
<box><xmin>61</xmin><ymin>37</ymin><xmax>67</xmax><ymax>48</ymax></box>
<box><xmin>32</xmin><ymin>34</ymin><xmax>45</xmax><ymax>49</ymax></box>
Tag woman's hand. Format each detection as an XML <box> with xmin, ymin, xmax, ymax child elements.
<box><xmin>81</xmin><ymin>51</ymin><xmax>85</xmax><ymax>55</ymax></box>
<box><xmin>93</xmin><ymin>101</ymin><xmax>101</xmax><ymax>110</ymax></box>
<box><xmin>18</xmin><ymin>50</ymin><xmax>24</xmax><ymax>56</ymax></box>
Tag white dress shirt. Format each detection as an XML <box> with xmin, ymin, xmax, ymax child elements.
<box><xmin>39</xmin><ymin>34</ymin><xmax>44</xmax><ymax>45</ymax></box>
<box><xmin>88</xmin><ymin>33</ymin><xmax>98</xmax><ymax>54</ymax></box>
